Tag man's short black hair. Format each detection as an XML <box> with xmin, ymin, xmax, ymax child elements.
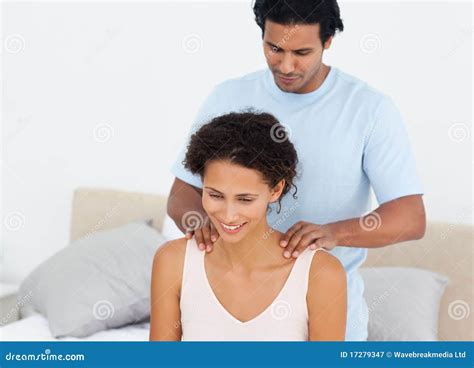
<box><xmin>253</xmin><ymin>0</ymin><xmax>344</xmax><ymax>45</ymax></box>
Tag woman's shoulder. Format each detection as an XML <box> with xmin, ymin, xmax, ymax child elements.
<box><xmin>308</xmin><ymin>249</ymin><xmax>346</xmax><ymax>289</ymax></box>
<box><xmin>152</xmin><ymin>237</ymin><xmax>188</xmax><ymax>286</ymax></box>
<box><xmin>306</xmin><ymin>249</ymin><xmax>347</xmax><ymax>341</ymax></box>
<box><xmin>154</xmin><ymin>237</ymin><xmax>188</xmax><ymax>259</ymax></box>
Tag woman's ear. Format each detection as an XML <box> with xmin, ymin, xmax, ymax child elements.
<box><xmin>269</xmin><ymin>179</ymin><xmax>286</xmax><ymax>202</ymax></box>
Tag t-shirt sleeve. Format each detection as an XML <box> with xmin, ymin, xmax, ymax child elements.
<box><xmin>363</xmin><ymin>96</ymin><xmax>424</xmax><ymax>205</ymax></box>
<box><xmin>170</xmin><ymin>86</ymin><xmax>222</xmax><ymax>189</ymax></box>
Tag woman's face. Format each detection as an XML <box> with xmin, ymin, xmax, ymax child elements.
<box><xmin>202</xmin><ymin>160</ymin><xmax>284</xmax><ymax>243</ymax></box>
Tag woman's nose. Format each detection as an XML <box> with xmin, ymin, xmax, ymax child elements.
<box><xmin>223</xmin><ymin>203</ymin><xmax>240</xmax><ymax>222</ymax></box>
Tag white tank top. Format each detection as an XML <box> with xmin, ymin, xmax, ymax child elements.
<box><xmin>180</xmin><ymin>236</ymin><xmax>326</xmax><ymax>341</ymax></box>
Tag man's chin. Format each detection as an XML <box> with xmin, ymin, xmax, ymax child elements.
<box><xmin>275</xmin><ymin>79</ymin><xmax>301</xmax><ymax>93</ymax></box>
<box><xmin>277</xmin><ymin>83</ymin><xmax>298</xmax><ymax>93</ymax></box>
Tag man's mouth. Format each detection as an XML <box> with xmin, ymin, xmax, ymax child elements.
<box><xmin>219</xmin><ymin>221</ymin><xmax>248</xmax><ymax>234</ymax></box>
<box><xmin>277</xmin><ymin>75</ymin><xmax>298</xmax><ymax>84</ymax></box>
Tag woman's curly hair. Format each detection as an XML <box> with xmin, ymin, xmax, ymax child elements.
<box><xmin>183</xmin><ymin>111</ymin><xmax>299</xmax><ymax>213</ymax></box>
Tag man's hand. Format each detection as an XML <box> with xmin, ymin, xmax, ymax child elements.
<box><xmin>280</xmin><ymin>221</ymin><xmax>338</xmax><ymax>258</ymax></box>
<box><xmin>185</xmin><ymin>216</ymin><xmax>220</xmax><ymax>252</ymax></box>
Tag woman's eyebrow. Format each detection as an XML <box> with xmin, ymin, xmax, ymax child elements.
<box><xmin>204</xmin><ymin>186</ymin><xmax>259</xmax><ymax>197</ymax></box>
<box><xmin>204</xmin><ymin>186</ymin><xmax>223</xmax><ymax>193</ymax></box>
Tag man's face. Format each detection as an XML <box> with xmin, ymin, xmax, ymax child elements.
<box><xmin>263</xmin><ymin>20</ymin><xmax>332</xmax><ymax>94</ymax></box>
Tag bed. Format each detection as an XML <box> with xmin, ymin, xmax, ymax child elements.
<box><xmin>1</xmin><ymin>312</ymin><xmax>149</xmax><ymax>341</ymax></box>
<box><xmin>1</xmin><ymin>187</ymin><xmax>472</xmax><ymax>341</ymax></box>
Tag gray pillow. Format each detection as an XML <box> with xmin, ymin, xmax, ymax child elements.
<box><xmin>360</xmin><ymin>267</ymin><xmax>449</xmax><ymax>341</ymax></box>
<box><xmin>18</xmin><ymin>221</ymin><xmax>166</xmax><ymax>337</ymax></box>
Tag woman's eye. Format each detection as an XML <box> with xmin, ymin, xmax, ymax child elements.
<box><xmin>239</xmin><ymin>198</ymin><xmax>253</xmax><ymax>203</ymax></box>
<box><xmin>208</xmin><ymin>193</ymin><xmax>252</xmax><ymax>202</ymax></box>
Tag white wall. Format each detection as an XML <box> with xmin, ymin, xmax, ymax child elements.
<box><xmin>1</xmin><ymin>1</ymin><xmax>472</xmax><ymax>284</ymax></box>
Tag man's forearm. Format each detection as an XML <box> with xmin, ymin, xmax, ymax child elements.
<box><xmin>169</xmin><ymin>202</ymin><xmax>207</xmax><ymax>234</ymax></box>
<box><xmin>167</xmin><ymin>178</ymin><xmax>205</xmax><ymax>234</ymax></box>
<box><xmin>328</xmin><ymin>194</ymin><xmax>426</xmax><ymax>248</ymax></box>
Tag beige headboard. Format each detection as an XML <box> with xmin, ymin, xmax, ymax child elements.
<box><xmin>362</xmin><ymin>222</ymin><xmax>473</xmax><ymax>341</ymax></box>
<box><xmin>69</xmin><ymin>187</ymin><xmax>168</xmax><ymax>242</ymax></box>
<box><xmin>69</xmin><ymin>188</ymin><xmax>473</xmax><ymax>341</ymax></box>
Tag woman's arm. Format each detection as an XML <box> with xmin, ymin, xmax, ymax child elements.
<box><xmin>149</xmin><ymin>239</ymin><xmax>186</xmax><ymax>341</ymax></box>
<box><xmin>307</xmin><ymin>250</ymin><xmax>347</xmax><ymax>341</ymax></box>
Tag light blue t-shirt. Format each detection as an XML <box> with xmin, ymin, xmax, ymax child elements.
<box><xmin>171</xmin><ymin>66</ymin><xmax>424</xmax><ymax>340</ymax></box>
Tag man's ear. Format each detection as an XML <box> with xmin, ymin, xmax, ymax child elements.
<box><xmin>270</xmin><ymin>179</ymin><xmax>286</xmax><ymax>202</ymax></box>
<box><xmin>323</xmin><ymin>36</ymin><xmax>333</xmax><ymax>50</ymax></box>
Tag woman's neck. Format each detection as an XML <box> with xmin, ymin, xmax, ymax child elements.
<box><xmin>211</xmin><ymin>217</ymin><xmax>284</xmax><ymax>271</ymax></box>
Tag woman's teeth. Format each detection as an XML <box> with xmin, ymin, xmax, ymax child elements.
<box><xmin>220</xmin><ymin>222</ymin><xmax>246</xmax><ymax>232</ymax></box>
<box><xmin>221</xmin><ymin>223</ymin><xmax>243</xmax><ymax>230</ymax></box>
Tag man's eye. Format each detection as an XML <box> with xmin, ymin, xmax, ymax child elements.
<box><xmin>296</xmin><ymin>51</ymin><xmax>310</xmax><ymax>56</ymax></box>
<box><xmin>271</xmin><ymin>46</ymin><xmax>280</xmax><ymax>52</ymax></box>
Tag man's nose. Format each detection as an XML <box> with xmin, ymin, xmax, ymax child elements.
<box><xmin>279</xmin><ymin>53</ymin><xmax>295</xmax><ymax>74</ymax></box>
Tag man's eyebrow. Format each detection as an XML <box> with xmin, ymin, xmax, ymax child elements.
<box><xmin>265</xmin><ymin>41</ymin><xmax>313</xmax><ymax>52</ymax></box>
<box><xmin>204</xmin><ymin>187</ymin><xmax>259</xmax><ymax>197</ymax></box>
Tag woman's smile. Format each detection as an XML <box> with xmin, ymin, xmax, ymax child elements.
<box><xmin>219</xmin><ymin>221</ymin><xmax>248</xmax><ymax>234</ymax></box>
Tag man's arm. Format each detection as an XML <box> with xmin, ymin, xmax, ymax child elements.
<box><xmin>167</xmin><ymin>177</ymin><xmax>204</xmax><ymax>233</ymax></box>
<box><xmin>329</xmin><ymin>194</ymin><xmax>426</xmax><ymax>248</ymax></box>
<box><xmin>167</xmin><ymin>177</ymin><xmax>219</xmax><ymax>250</ymax></box>
<box><xmin>281</xmin><ymin>96</ymin><xmax>426</xmax><ymax>257</ymax></box>
<box><xmin>281</xmin><ymin>194</ymin><xmax>426</xmax><ymax>257</ymax></box>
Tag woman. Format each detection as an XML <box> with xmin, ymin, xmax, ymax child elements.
<box><xmin>149</xmin><ymin>111</ymin><xmax>347</xmax><ymax>341</ymax></box>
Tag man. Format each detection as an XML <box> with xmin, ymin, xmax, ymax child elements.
<box><xmin>167</xmin><ymin>0</ymin><xmax>426</xmax><ymax>341</ymax></box>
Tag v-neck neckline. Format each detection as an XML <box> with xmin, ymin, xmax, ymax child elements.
<box><xmin>202</xmin><ymin>245</ymin><xmax>301</xmax><ymax>326</ymax></box>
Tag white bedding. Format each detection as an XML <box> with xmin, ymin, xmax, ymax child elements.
<box><xmin>1</xmin><ymin>312</ymin><xmax>150</xmax><ymax>341</ymax></box>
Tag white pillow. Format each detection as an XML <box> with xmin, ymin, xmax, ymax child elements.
<box><xmin>360</xmin><ymin>267</ymin><xmax>449</xmax><ymax>341</ymax></box>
